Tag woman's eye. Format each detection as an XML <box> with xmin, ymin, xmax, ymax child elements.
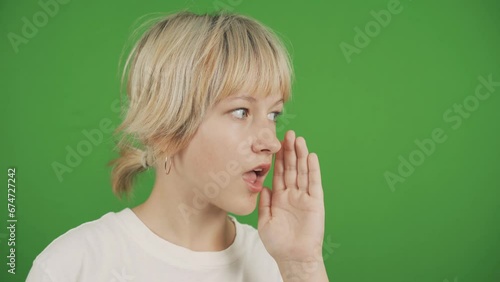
<box><xmin>269</xmin><ymin>111</ymin><xmax>283</xmax><ymax>123</ymax></box>
<box><xmin>231</xmin><ymin>108</ymin><xmax>282</xmax><ymax>122</ymax></box>
<box><xmin>232</xmin><ymin>108</ymin><xmax>249</xmax><ymax>119</ymax></box>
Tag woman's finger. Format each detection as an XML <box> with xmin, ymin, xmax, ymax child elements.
<box><xmin>272</xmin><ymin>140</ymin><xmax>286</xmax><ymax>192</ymax></box>
<box><xmin>284</xmin><ymin>130</ymin><xmax>298</xmax><ymax>190</ymax></box>
<box><xmin>308</xmin><ymin>153</ymin><xmax>323</xmax><ymax>198</ymax></box>
<box><xmin>295</xmin><ymin>136</ymin><xmax>309</xmax><ymax>192</ymax></box>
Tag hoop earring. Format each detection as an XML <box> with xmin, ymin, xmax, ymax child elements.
<box><xmin>164</xmin><ymin>156</ymin><xmax>172</xmax><ymax>175</ymax></box>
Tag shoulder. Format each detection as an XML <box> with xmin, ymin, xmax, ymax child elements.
<box><xmin>27</xmin><ymin>210</ymin><xmax>126</xmax><ymax>281</ymax></box>
<box><xmin>38</xmin><ymin>210</ymin><xmax>122</xmax><ymax>257</ymax></box>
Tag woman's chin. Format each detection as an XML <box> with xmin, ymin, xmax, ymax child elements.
<box><xmin>227</xmin><ymin>201</ymin><xmax>257</xmax><ymax>216</ymax></box>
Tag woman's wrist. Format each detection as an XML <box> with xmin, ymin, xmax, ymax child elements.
<box><xmin>276</xmin><ymin>257</ymin><xmax>329</xmax><ymax>282</ymax></box>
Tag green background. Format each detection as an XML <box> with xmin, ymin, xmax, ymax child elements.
<box><xmin>2</xmin><ymin>0</ymin><xmax>499</xmax><ymax>281</ymax></box>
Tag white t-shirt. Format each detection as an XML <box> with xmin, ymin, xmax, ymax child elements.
<box><xmin>26</xmin><ymin>208</ymin><xmax>283</xmax><ymax>282</ymax></box>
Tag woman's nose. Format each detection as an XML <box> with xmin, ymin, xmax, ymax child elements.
<box><xmin>251</xmin><ymin>127</ymin><xmax>282</xmax><ymax>154</ymax></box>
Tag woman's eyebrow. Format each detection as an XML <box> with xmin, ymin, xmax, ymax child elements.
<box><xmin>228</xmin><ymin>96</ymin><xmax>284</xmax><ymax>106</ymax></box>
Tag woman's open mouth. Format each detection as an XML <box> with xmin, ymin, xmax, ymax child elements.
<box><xmin>242</xmin><ymin>163</ymin><xmax>270</xmax><ymax>193</ymax></box>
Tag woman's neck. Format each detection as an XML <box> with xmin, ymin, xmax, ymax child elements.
<box><xmin>131</xmin><ymin>184</ymin><xmax>236</xmax><ymax>252</ymax></box>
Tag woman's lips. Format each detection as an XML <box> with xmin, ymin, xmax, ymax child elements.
<box><xmin>242</xmin><ymin>171</ymin><xmax>264</xmax><ymax>193</ymax></box>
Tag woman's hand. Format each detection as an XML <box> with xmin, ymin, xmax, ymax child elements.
<box><xmin>258</xmin><ymin>130</ymin><xmax>325</xmax><ymax>264</ymax></box>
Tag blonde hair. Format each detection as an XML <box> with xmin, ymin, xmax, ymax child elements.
<box><xmin>108</xmin><ymin>10</ymin><xmax>294</xmax><ymax>199</ymax></box>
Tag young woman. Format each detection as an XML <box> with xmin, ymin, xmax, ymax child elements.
<box><xmin>27</xmin><ymin>10</ymin><xmax>328</xmax><ymax>282</ymax></box>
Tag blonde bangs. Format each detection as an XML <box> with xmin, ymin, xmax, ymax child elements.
<box><xmin>204</xmin><ymin>14</ymin><xmax>294</xmax><ymax>105</ymax></box>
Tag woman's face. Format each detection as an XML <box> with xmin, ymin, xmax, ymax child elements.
<box><xmin>174</xmin><ymin>92</ymin><xmax>284</xmax><ymax>215</ymax></box>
